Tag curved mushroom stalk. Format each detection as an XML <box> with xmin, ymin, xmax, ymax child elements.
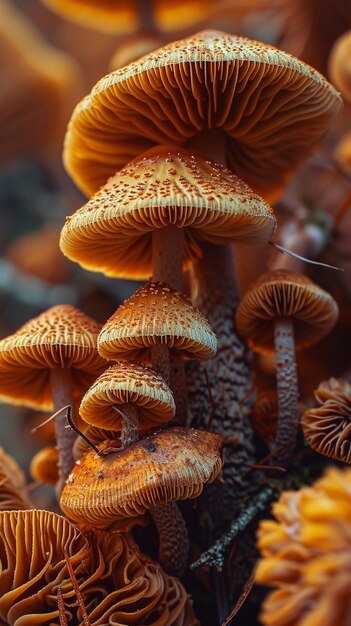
<box><xmin>50</xmin><ymin>368</ymin><xmax>77</xmax><ymax>493</ymax></box>
<box><xmin>150</xmin><ymin>502</ymin><xmax>189</xmax><ymax>577</ymax></box>
<box><xmin>274</xmin><ymin>317</ymin><xmax>299</xmax><ymax>465</ymax></box>
<box><xmin>187</xmin><ymin>242</ymin><xmax>255</xmax><ymax>510</ymax></box>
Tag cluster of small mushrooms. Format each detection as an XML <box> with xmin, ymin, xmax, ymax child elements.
<box><xmin>1</xmin><ymin>1</ymin><xmax>351</xmax><ymax>624</ymax></box>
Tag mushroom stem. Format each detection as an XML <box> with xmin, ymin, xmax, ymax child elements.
<box><xmin>135</xmin><ymin>0</ymin><xmax>157</xmax><ymax>33</ymax></box>
<box><xmin>187</xmin><ymin>243</ymin><xmax>255</xmax><ymax>513</ymax></box>
<box><xmin>152</xmin><ymin>225</ymin><xmax>184</xmax><ymax>291</ymax></box>
<box><xmin>187</xmin><ymin>129</ymin><xmax>228</xmax><ymax>167</ymax></box>
<box><xmin>149</xmin><ymin>501</ymin><xmax>189</xmax><ymax>577</ymax></box>
<box><xmin>50</xmin><ymin>368</ymin><xmax>76</xmax><ymax>493</ymax></box>
<box><xmin>169</xmin><ymin>351</ymin><xmax>188</xmax><ymax>425</ymax></box>
<box><xmin>151</xmin><ymin>340</ymin><xmax>170</xmax><ymax>384</ymax></box>
<box><xmin>274</xmin><ymin>317</ymin><xmax>299</xmax><ymax>466</ymax></box>
<box><xmin>119</xmin><ymin>404</ymin><xmax>139</xmax><ymax>448</ymax></box>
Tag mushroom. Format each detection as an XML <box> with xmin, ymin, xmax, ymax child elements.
<box><xmin>0</xmin><ymin>447</ymin><xmax>33</xmax><ymax>511</ymax></box>
<box><xmin>302</xmin><ymin>377</ymin><xmax>351</xmax><ymax>463</ymax></box>
<box><xmin>30</xmin><ymin>446</ymin><xmax>60</xmax><ymax>486</ymax></box>
<box><xmin>60</xmin><ymin>427</ymin><xmax>223</xmax><ymax>575</ymax></box>
<box><xmin>72</xmin><ymin>424</ymin><xmax>120</xmax><ymax>461</ymax></box>
<box><xmin>97</xmin><ymin>281</ymin><xmax>217</xmax><ymax>420</ymax></box>
<box><xmin>236</xmin><ymin>270</ymin><xmax>339</xmax><ymax>466</ymax></box>
<box><xmin>0</xmin><ymin>304</ymin><xmax>106</xmax><ymax>491</ymax></box>
<box><xmin>329</xmin><ymin>30</ymin><xmax>351</xmax><ymax>102</ymax></box>
<box><xmin>79</xmin><ymin>361</ymin><xmax>175</xmax><ymax>447</ymax></box>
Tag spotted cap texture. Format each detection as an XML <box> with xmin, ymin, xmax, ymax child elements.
<box><xmin>60</xmin><ymin>146</ymin><xmax>276</xmax><ymax>278</ymax></box>
<box><xmin>0</xmin><ymin>304</ymin><xmax>106</xmax><ymax>409</ymax></box>
<box><xmin>64</xmin><ymin>30</ymin><xmax>341</xmax><ymax>198</ymax></box>
<box><xmin>60</xmin><ymin>427</ymin><xmax>223</xmax><ymax>527</ymax></box>
<box><xmin>98</xmin><ymin>282</ymin><xmax>217</xmax><ymax>360</ymax></box>
<box><xmin>302</xmin><ymin>378</ymin><xmax>351</xmax><ymax>464</ymax></box>
<box><xmin>80</xmin><ymin>361</ymin><xmax>175</xmax><ymax>430</ymax></box>
<box><xmin>236</xmin><ymin>270</ymin><xmax>339</xmax><ymax>353</ymax></box>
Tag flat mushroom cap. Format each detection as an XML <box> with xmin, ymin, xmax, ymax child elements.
<box><xmin>98</xmin><ymin>282</ymin><xmax>217</xmax><ymax>361</ymax></box>
<box><xmin>236</xmin><ymin>270</ymin><xmax>339</xmax><ymax>353</ymax></box>
<box><xmin>80</xmin><ymin>361</ymin><xmax>175</xmax><ymax>430</ymax></box>
<box><xmin>0</xmin><ymin>509</ymin><xmax>91</xmax><ymax>623</ymax></box>
<box><xmin>60</xmin><ymin>427</ymin><xmax>223</xmax><ymax>527</ymax></box>
<box><xmin>302</xmin><ymin>378</ymin><xmax>351</xmax><ymax>464</ymax></box>
<box><xmin>64</xmin><ymin>30</ymin><xmax>341</xmax><ymax>199</ymax></box>
<box><xmin>60</xmin><ymin>147</ymin><xmax>276</xmax><ymax>279</ymax></box>
<box><xmin>0</xmin><ymin>304</ymin><xmax>106</xmax><ymax>410</ymax></box>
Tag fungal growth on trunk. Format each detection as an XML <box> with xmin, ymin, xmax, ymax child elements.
<box><xmin>236</xmin><ymin>270</ymin><xmax>339</xmax><ymax>466</ymax></box>
<box><xmin>0</xmin><ymin>305</ymin><xmax>105</xmax><ymax>492</ymax></box>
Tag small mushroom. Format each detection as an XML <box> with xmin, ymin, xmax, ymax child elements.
<box><xmin>80</xmin><ymin>361</ymin><xmax>175</xmax><ymax>447</ymax></box>
<box><xmin>236</xmin><ymin>270</ymin><xmax>339</xmax><ymax>466</ymax></box>
<box><xmin>0</xmin><ymin>305</ymin><xmax>106</xmax><ymax>491</ymax></box>
<box><xmin>302</xmin><ymin>378</ymin><xmax>351</xmax><ymax>463</ymax></box>
<box><xmin>30</xmin><ymin>446</ymin><xmax>60</xmax><ymax>486</ymax></box>
<box><xmin>60</xmin><ymin>427</ymin><xmax>223</xmax><ymax>575</ymax></box>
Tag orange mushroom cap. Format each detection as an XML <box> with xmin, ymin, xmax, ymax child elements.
<box><xmin>236</xmin><ymin>270</ymin><xmax>339</xmax><ymax>354</ymax></box>
<box><xmin>0</xmin><ymin>305</ymin><xmax>106</xmax><ymax>410</ymax></box>
<box><xmin>302</xmin><ymin>378</ymin><xmax>351</xmax><ymax>464</ymax></box>
<box><xmin>30</xmin><ymin>446</ymin><xmax>60</xmax><ymax>486</ymax></box>
<box><xmin>80</xmin><ymin>361</ymin><xmax>175</xmax><ymax>430</ymax></box>
<box><xmin>60</xmin><ymin>427</ymin><xmax>223</xmax><ymax>528</ymax></box>
<box><xmin>329</xmin><ymin>30</ymin><xmax>351</xmax><ymax>102</ymax></box>
<box><xmin>60</xmin><ymin>147</ymin><xmax>276</xmax><ymax>279</ymax></box>
<box><xmin>0</xmin><ymin>447</ymin><xmax>33</xmax><ymax>510</ymax></box>
<box><xmin>64</xmin><ymin>30</ymin><xmax>341</xmax><ymax>199</ymax></box>
<box><xmin>98</xmin><ymin>282</ymin><xmax>217</xmax><ymax>361</ymax></box>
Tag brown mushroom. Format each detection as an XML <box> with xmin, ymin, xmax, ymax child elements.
<box><xmin>80</xmin><ymin>361</ymin><xmax>175</xmax><ymax>447</ymax></box>
<box><xmin>0</xmin><ymin>447</ymin><xmax>33</xmax><ymax>511</ymax></box>
<box><xmin>0</xmin><ymin>305</ymin><xmax>106</xmax><ymax>490</ymax></box>
<box><xmin>302</xmin><ymin>378</ymin><xmax>351</xmax><ymax>463</ymax></box>
<box><xmin>236</xmin><ymin>270</ymin><xmax>339</xmax><ymax>465</ymax></box>
<box><xmin>60</xmin><ymin>427</ymin><xmax>223</xmax><ymax>575</ymax></box>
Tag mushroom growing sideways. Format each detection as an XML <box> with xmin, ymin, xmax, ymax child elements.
<box><xmin>236</xmin><ymin>270</ymin><xmax>339</xmax><ymax>466</ymax></box>
<box><xmin>0</xmin><ymin>305</ymin><xmax>106</xmax><ymax>491</ymax></box>
<box><xmin>61</xmin><ymin>427</ymin><xmax>223</xmax><ymax>576</ymax></box>
<box><xmin>302</xmin><ymin>377</ymin><xmax>351</xmax><ymax>463</ymax></box>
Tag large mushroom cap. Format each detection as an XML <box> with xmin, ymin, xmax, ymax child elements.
<box><xmin>60</xmin><ymin>427</ymin><xmax>223</xmax><ymax>527</ymax></box>
<box><xmin>0</xmin><ymin>304</ymin><xmax>106</xmax><ymax>410</ymax></box>
<box><xmin>98</xmin><ymin>282</ymin><xmax>217</xmax><ymax>361</ymax></box>
<box><xmin>60</xmin><ymin>147</ymin><xmax>276</xmax><ymax>278</ymax></box>
<box><xmin>80</xmin><ymin>361</ymin><xmax>175</xmax><ymax>430</ymax></box>
<box><xmin>236</xmin><ymin>270</ymin><xmax>339</xmax><ymax>353</ymax></box>
<box><xmin>64</xmin><ymin>30</ymin><xmax>341</xmax><ymax>198</ymax></box>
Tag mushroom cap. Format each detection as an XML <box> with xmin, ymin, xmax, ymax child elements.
<box><xmin>236</xmin><ymin>270</ymin><xmax>339</xmax><ymax>353</ymax></box>
<box><xmin>98</xmin><ymin>282</ymin><xmax>217</xmax><ymax>361</ymax></box>
<box><xmin>60</xmin><ymin>427</ymin><xmax>223</xmax><ymax>527</ymax></box>
<box><xmin>0</xmin><ymin>304</ymin><xmax>106</xmax><ymax>410</ymax></box>
<box><xmin>64</xmin><ymin>30</ymin><xmax>341</xmax><ymax>199</ymax></box>
<box><xmin>73</xmin><ymin>424</ymin><xmax>120</xmax><ymax>460</ymax></box>
<box><xmin>329</xmin><ymin>30</ymin><xmax>351</xmax><ymax>102</ymax></box>
<box><xmin>80</xmin><ymin>361</ymin><xmax>175</xmax><ymax>430</ymax></box>
<box><xmin>60</xmin><ymin>147</ymin><xmax>276</xmax><ymax>279</ymax></box>
<box><xmin>0</xmin><ymin>509</ymin><xmax>91</xmax><ymax>623</ymax></box>
<box><xmin>30</xmin><ymin>446</ymin><xmax>60</xmax><ymax>486</ymax></box>
<box><xmin>0</xmin><ymin>447</ymin><xmax>32</xmax><ymax>510</ymax></box>
<box><xmin>302</xmin><ymin>378</ymin><xmax>351</xmax><ymax>464</ymax></box>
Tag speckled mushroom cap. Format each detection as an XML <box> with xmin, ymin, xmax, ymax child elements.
<box><xmin>236</xmin><ymin>270</ymin><xmax>339</xmax><ymax>354</ymax></box>
<box><xmin>64</xmin><ymin>30</ymin><xmax>341</xmax><ymax>199</ymax></box>
<box><xmin>0</xmin><ymin>304</ymin><xmax>106</xmax><ymax>410</ymax></box>
<box><xmin>60</xmin><ymin>147</ymin><xmax>276</xmax><ymax>279</ymax></box>
<box><xmin>80</xmin><ymin>361</ymin><xmax>175</xmax><ymax>430</ymax></box>
<box><xmin>60</xmin><ymin>427</ymin><xmax>223</xmax><ymax>527</ymax></box>
<box><xmin>98</xmin><ymin>282</ymin><xmax>217</xmax><ymax>361</ymax></box>
<box><xmin>302</xmin><ymin>378</ymin><xmax>351</xmax><ymax>464</ymax></box>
